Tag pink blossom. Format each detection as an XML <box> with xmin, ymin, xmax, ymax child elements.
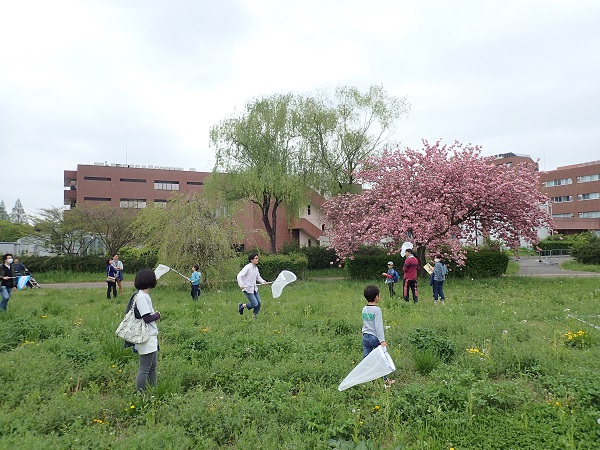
<box><xmin>323</xmin><ymin>140</ymin><xmax>553</xmax><ymax>264</ymax></box>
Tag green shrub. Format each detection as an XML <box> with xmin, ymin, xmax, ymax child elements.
<box><xmin>450</xmin><ymin>249</ymin><xmax>509</xmax><ymax>278</ymax></box>
<box><xmin>239</xmin><ymin>253</ymin><xmax>308</xmax><ymax>280</ymax></box>
<box><xmin>299</xmin><ymin>246</ymin><xmax>340</xmax><ymax>269</ymax></box>
<box><xmin>571</xmin><ymin>234</ymin><xmax>600</xmax><ymax>264</ymax></box>
<box><xmin>408</xmin><ymin>328</ymin><xmax>455</xmax><ymax>363</ymax></box>
<box><xmin>412</xmin><ymin>349</ymin><xmax>440</xmax><ymax>374</ymax></box>
<box><xmin>537</xmin><ymin>232</ymin><xmax>591</xmax><ymax>251</ymax></box>
<box><xmin>345</xmin><ymin>254</ymin><xmax>401</xmax><ymax>281</ymax></box>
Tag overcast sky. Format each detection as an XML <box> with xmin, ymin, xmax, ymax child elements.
<box><xmin>2</xmin><ymin>0</ymin><xmax>600</xmax><ymax>217</ymax></box>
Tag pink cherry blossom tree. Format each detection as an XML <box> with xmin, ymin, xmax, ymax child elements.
<box><xmin>323</xmin><ymin>140</ymin><xmax>553</xmax><ymax>265</ymax></box>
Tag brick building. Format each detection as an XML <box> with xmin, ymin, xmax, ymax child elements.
<box><xmin>64</xmin><ymin>163</ymin><xmax>325</xmax><ymax>252</ymax></box>
<box><xmin>539</xmin><ymin>160</ymin><xmax>600</xmax><ymax>235</ymax></box>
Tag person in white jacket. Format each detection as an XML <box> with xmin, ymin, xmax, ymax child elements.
<box><xmin>237</xmin><ymin>252</ymin><xmax>268</xmax><ymax>318</ymax></box>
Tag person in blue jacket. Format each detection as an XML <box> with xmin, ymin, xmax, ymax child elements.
<box><xmin>381</xmin><ymin>261</ymin><xmax>399</xmax><ymax>298</ymax></box>
<box><xmin>188</xmin><ymin>264</ymin><xmax>201</xmax><ymax>301</ymax></box>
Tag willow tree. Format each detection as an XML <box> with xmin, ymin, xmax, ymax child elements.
<box><xmin>300</xmin><ymin>84</ymin><xmax>410</xmax><ymax>195</ymax></box>
<box><xmin>132</xmin><ymin>193</ymin><xmax>240</xmax><ymax>287</ymax></box>
<box><xmin>208</xmin><ymin>93</ymin><xmax>308</xmax><ymax>253</ymax></box>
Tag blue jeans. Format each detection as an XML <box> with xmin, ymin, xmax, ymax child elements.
<box><xmin>433</xmin><ymin>280</ymin><xmax>445</xmax><ymax>301</ymax></box>
<box><xmin>362</xmin><ymin>333</ymin><xmax>381</xmax><ymax>358</ymax></box>
<box><xmin>243</xmin><ymin>290</ymin><xmax>261</xmax><ymax>316</ymax></box>
<box><xmin>0</xmin><ymin>286</ymin><xmax>12</xmax><ymax>310</ymax></box>
<box><xmin>362</xmin><ymin>333</ymin><xmax>388</xmax><ymax>381</ymax></box>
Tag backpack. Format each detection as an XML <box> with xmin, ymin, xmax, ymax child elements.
<box><xmin>392</xmin><ymin>270</ymin><xmax>400</xmax><ymax>283</ymax></box>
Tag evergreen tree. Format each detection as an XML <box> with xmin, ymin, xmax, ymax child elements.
<box><xmin>10</xmin><ymin>199</ymin><xmax>29</xmax><ymax>224</ymax></box>
<box><xmin>0</xmin><ymin>201</ymin><xmax>9</xmax><ymax>221</ymax></box>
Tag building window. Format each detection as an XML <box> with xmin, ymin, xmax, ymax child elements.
<box><xmin>307</xmin><ymin>205</ymin><xmax>311</xmax><ymax>215</ymax></box>
<box><xmin>308</xmin><ymin>239</ymin><xmax>312</xmax><ymax>247</ymax></box>
<box><xmin>544</xmin><ymin>178</ymin><xmax>573</xmax><ymax>187</ymax></box>
<box><xmin>120</xmin><ymin>178</ymin><xmax>146</xmax><ymax>183</ymax></box>
<box><xmin>154</xmin><ymin>180</ymin><xmax>179</xmax><ymax>190</ymax></box>
<box><xmin>186</xmin><ymin>181</ymin><xmax>204</xmax><ymax>186</ymax></box>
<box><xmin>83</xmin><ymin>176</ymin><xmax>111</xmax><ymax>181</ymax></box>
<box><xmin>577</xmin><ymin>174</ymin><xmax>600</xmax><ymax>183</ymax></box>
<box><xmin>120</xmin><ymin>198</ymin><xmax>147</xmax><ymax>208</ymax></box>
<box><xmin>579</xmin><ymin>211</ymin><xmax>600</xmax><ymax>218</ymax></box>
<box><xmin>552</xmin><ymin>213</ymin><xmax>574</xmax><ymax>218</ymax></box>
<box><xmin>84</xmin><ymin>197</ymin><xmax>111</xmax><ymax>201</ymax></box>
<box><xmin>577</xmin><ymin>192</ymin><xmax>600</xmax><ymax>201</ymax></box>
<box><xmin>153</xmin><ymin>200</ymin><xmax>167</xmax><ymax>208</ymax></box>
<box><xmin>551</xmin><ymin>196</ymin><xmax>573</xmax><ymax>203</ymax></box>
<box><xmin>321</xmin><ymin>224</ymin><xmax>325</xmax><ymax>231</ymax></box>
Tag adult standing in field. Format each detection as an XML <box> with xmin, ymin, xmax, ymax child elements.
<box><xmin>402</xmin><ymin>248</ymin><xmax>419</xmax><ymax>303</ymax></box>
<box><xmin>237</xmin><ymin>251</ymin><xmax>268</xmax><ymax>318</ymax></box>
<box><xmin>112</xmin><ymin>254</ymin><xmax>124</xmax><ymax>295</ymax></box>
<box><xmin>106</xmin><ymin>258</ymin><xmax>118</xmax><ymax>299</ymax></box>
<box><xmin>128</xmin><ymin>269</ymin><xmax>161</xmax><ymax>392</ymax></box>
<box><xmin>432</xmin><ymin>254</ymin><xmax>448</xmax><ymax>305</ymax></box>
<box><xmin>0</xmin><ymin>253</ymin><xmax>15</xmax><ymax>311</ymax></box>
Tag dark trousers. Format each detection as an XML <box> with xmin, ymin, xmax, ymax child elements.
<box><xmin>387</xmin><ymin>282</ymin><xmax>396</xmax><ymax>297</ymax></box>
<box><xmin>433</xmin><ymin>280</ymin><xmax>445</xmax><ymax>301</ymax></box>
<box><xmin>403</xmin><ymin>278</ymin><xmax>418</xmax><ymax>302</ymax></box>
<box><xmin>107</xmin><ymin>281</ymin><xmax>117</xmax><ymax>299</ymax></box>
<box><xmin>191</xmin><ymin>284</ymin><xmax>200</xmax><ymax>300</ymax></box>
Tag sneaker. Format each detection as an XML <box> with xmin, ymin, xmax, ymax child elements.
<box><xmin>384</xmin><ymin>379</ymin><xmax>396</xmax><ymax>387</ymax></box>
<box><xmin>441</xmin><ymin>300</ymin><xmax>445</xmax><ymax>305</ymax></box>
<box><xmin>238</xmin><ymin>303</ymin><xmax>244</xmax><ymax>315</ymax></box>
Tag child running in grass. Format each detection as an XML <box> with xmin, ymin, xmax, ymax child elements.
<box><xmin>361</xmin><ymin>284</ymin><xmax>395</xmax><ymax>386</ymax></box>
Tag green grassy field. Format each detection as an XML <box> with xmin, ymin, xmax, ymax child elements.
<box><xmin>0</xmin><ymin>276</ymin><xmax>598</xmax><ymax>449</ymax></box>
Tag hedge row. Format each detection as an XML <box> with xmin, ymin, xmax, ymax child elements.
<box><xmin>345</xmin><ymin>249</ymin><xmax>509</xmax><ymax>280</ymax></box>
<box><xmin>16</xmin><ymin>253</ymin><xmax>159</xmax><ymax>275</ymax></box>
<box><xmin>241</xmin><ymin>253</ymin><xmax>308</xmax><ymax>281</ymax></box>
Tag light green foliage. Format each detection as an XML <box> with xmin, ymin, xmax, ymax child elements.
<box><xmin>209</xmin><ymin>93</ymin><xmax>309</xmax><ymax>253</ymax></box>
<box><xmin>0</xmin><ymin>276</ymin><xmax>598</xmax><ymax>448</ymax></box>
<box><xmin>132</xmin><ymin>193</ymin><xmax>239</xmax><ymax>288</ymax></box>
<box><xmin>33</xmin><ymin>206</ymin><xmax>97</xmax><ymax>255</ymax></box>
<box><xmin>301</xmin><ymin>84</ymin><xmax>409</xmax><ymax>195</ymax></box>
<box><xmin>0</xmin><ymin>219</ymin><xmax>35</xmax><ymax>242</ymax></box>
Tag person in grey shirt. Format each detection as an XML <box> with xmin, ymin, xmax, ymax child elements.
<box><xmin>361</xmin><ymin>284</ymin><xmax>395</xmax><ymax>386</ymax></box>
<box><xmin>432</xmin><ymin>254</ymin><xmax>448</xmax><ymax>305</ymax></box>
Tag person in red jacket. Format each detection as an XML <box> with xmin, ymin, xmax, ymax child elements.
<box><xmin>402</xmin><ymin>248</ymin><xmax>419</xmax><ymax>303</ymax></box>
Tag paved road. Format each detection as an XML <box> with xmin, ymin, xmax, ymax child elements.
<box><xmin>515</xmin><ymin>255</ymin><xmax>600</xmax><ymax>277</ymax></box>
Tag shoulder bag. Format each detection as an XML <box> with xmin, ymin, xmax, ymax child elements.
<box><xmin>115</xmin><ymin>293</ymin><xmax>150</xmax><ymax>344</ymax></box>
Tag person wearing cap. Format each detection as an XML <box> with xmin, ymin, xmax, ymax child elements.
<box><xmin>402</xmin><ymin>248</ymin><xmax>419</xmax><ymax>303</ymax></box>
<box><xmin>381</xmin><ymin>261</ymin><xmax>399</xmax><ymax>298</ymax></box>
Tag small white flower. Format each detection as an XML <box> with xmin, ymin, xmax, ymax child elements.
<box><xmin>521</xmin><ymin>320</ymin><xmax>527</xmax><ymax>324</ymax></box>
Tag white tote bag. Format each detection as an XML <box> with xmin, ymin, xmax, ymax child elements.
<box><xmin>115</xmin><ymin>293</ymin><xmax>150</xmax><ymax>344</ymax></box>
